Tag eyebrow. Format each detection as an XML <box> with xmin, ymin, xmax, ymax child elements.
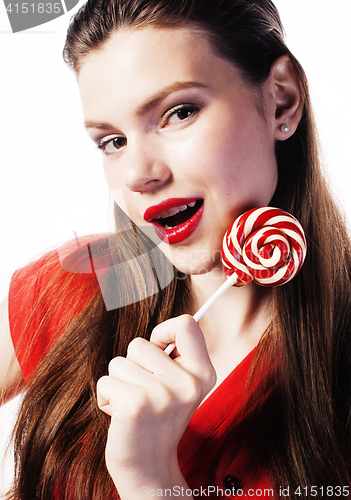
<box><xmin>84</xmin><ymin>81</ymin><xmax>208</xmax><ymax>130</ymax></box>
<box><xmin>84</xmin><ymin>120</ymin><xmax>115</xmax><ymax>131</ymax></box>
<box><xmin>134</xmin><ymin>81</ymin><xmax>208</xmax><ymax>116</ymax></box>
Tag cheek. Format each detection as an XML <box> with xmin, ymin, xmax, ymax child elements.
<box><xmin>105</xmin><ymin>178</ymin><xmax>140</xmax><ymax>225</ymax></box>
<box><xmin>104</xmin><ymin>163</ymin><xmax>124</xmax><ymax>191</ymax></box>
<box><xmin>170</xmin><ymin>119</ymin><xmax>240</xmax><ymax>182</ymax></box>
<box><xmin>199</xmin><ymin>112</ymin><xmax>277</xmax><ymax>197</ymax></box>
<box><xmin>184</xmin><ymin>120</ymin><xmax>252</xmax><ymax>188</ymax></box>
<box><xmin>103</xmin><ymin>164</ymin><xmax>140</xmax><ymax>220</ymax></box>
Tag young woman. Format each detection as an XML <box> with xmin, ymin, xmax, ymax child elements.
<box><xmin>1</xmin><ymin>0</ymin><xmax>351</xmax><ymax>498</ymax></box>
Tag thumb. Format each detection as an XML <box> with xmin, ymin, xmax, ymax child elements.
<box><xmin>150</xmin><ymin>315</ymin><xmax>216</xmax><ymax>385</ymax></box>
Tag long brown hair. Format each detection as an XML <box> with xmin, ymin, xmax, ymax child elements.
<box><xmin>7</xmin><ymin>0</ymin><xmax>351</xmax><ymax>498</ymax></box>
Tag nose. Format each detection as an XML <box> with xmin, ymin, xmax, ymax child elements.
<box><xmin>123</xmin><ymin>137</ymin><xmax>172</xmax><ymax>193</ymax></box>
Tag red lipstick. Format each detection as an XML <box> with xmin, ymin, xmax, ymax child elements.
<box><xmin>144</xmin><ymin>198</ymin><xmax>204</xmax><ymax>244</ymax></box>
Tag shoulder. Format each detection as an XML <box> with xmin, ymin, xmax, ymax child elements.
<box><xmin>8</xmin><ymin>234</ymin><xmax>112</xmax><ymax>383</ymax></box>
<box><xmin>9</xmin><ymin>234</ymin><xmax>109</xmax><ymax>327</ymax></box>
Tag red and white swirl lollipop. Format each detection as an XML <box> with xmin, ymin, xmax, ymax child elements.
<box><xmin>192</xmin><ymin>206</ymin><xmax>306</xmax><ymax>323</ymax></box>
<box><xmin>221</xmin><ymin>206</ymin><xmax>306</xmax><ymax>287</ymax></box>
<box><xmin>164</xmin><ymin>207</ymin><xmax>306</xmax><ymax>353</ymax></box>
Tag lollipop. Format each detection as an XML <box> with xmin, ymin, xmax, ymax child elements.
<box><xmin>192</xmin><ymin>206</ymin><xmax>306</xmax><ymax>322</ymax></box>
<box><xmin>164</xmin><ymin>206</ymin><xmax>306</xmax><ymax>354</ymax></box>
<box><xmin>221</xmin><ymin>206</ymin><xmax>306</xmax><ymax>287</ymax></box>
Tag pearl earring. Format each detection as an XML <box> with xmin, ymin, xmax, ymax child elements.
<box><xmin>281</xmin><ymin>124</ymin><xmax>290</xmax><ymax>133</ymax></box>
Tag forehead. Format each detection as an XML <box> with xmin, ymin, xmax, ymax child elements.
<box><xmin>77</xmin><ymin>26</ymin><xmax>245</xmax><ymax>119</ymax></box>
<box><xmin>78</xmin><ymin>25</ymin><xmax>219</xmax><ymax>82</ymax></box>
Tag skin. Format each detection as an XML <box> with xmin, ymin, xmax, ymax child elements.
<box><xmin>77</xmin><ymin>25</ymin><xmax>303</xmax><ymax>498</ymax></box>
<box><xmin>79</xmin><ymin>27</ymin><xmax>278</xmax><ymax>276</ymax></box>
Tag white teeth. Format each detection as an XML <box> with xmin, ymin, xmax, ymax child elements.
<box><xmin>159</xmin><ymin>209</ymin><xmax>171</xmax><ymax>218</ymax></box>
<box><xmin>165</xmin><ymin>225</ymin><xmax>172</xmax><ymax>229</ymax></box>
<box><xmin>158</xmin><ymin>206</ymin><xmax>183</xmax><ymax>218</ymax></box>
<box><xmin>168</xmin><ymin>207</ymin><xmax>180</xmax><ymax>216</ymax></box>
<box><xmin>155</xmin><ymin>201</ymin><xmax>198</xmax><ymax>220</ymax></box>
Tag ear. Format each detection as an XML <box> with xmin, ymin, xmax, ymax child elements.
<box><xmin>269</xmin><ymin>55</ymin><xmax>304</xmax><ymax>141</ymax></box>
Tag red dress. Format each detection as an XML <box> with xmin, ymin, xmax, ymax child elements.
<box><xmin>8</xmin><ymin>241</ymin><xmax>275</xmax><ymax>499</ymax></box>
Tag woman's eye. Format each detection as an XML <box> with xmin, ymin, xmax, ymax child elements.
<box><xmin>98</xmin><ymin>136</ymin><xmax>127</xmax><ymax>154</ymax></box>
<box><xmin>164</xmin><ymin>105</ymin><xmax>199</xmax><ymax>125</ymax></box>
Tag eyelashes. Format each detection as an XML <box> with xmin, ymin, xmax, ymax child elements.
<box><xmin>97</xmin><ymin>136</ymin><xmax>127</xmax><ymax>154</ymax></box>
<box><xmin>162</xmin><ymin>103</ymin><xmax>200</xmax><ymax>125</ymax></box>
<box><xmin>97</xmin><ymin>102</ymin><xmax>201</xmax><ymax>155</ymax></box>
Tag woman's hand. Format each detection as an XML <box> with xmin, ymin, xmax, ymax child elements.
<box><xmin>96</xmin><ymin>314</ymin><xmax>216</xmax><ymax>498</ymax></box>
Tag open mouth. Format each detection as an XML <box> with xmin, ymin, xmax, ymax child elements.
<box><xmin>144</xmin><ymin>198</ymin><xmax>205</xmax><ymax>244</ymax></box>
<box><xmin>152</xmin><ymin>200</ymin><xmax>203</xmax><ymax>228</ymax></box>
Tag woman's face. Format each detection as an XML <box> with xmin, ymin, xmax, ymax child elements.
<box><xmin>78</xmin><ymin>26</ymin><xmax>278</xmax><ymax>275</ymax></box>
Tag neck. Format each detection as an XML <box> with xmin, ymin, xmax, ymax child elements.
<box><xmin>189</xmin><ymin>267</ymin><xmax>272</xmax><ymax>385</ymax></box>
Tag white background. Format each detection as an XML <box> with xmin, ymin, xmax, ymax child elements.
<box><xmin>0</xmin><ymin>1</ymin><xmax>351</xmax><ymax>494</ymax></box>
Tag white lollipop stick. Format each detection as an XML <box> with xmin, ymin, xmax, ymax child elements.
<box><xmin>192</xmin><ymin>272</ymin><xmax>238</xmax><ymax>322</ymax></box>
<box><xmin>163</xmin><ymin>272</ymin><xmax>238</xmax><ymax>355</ymax></box>
<box><xmin>163</xmin><ymin>343</ymin><xmax>176</xmax><ymax>356</ymax></box>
